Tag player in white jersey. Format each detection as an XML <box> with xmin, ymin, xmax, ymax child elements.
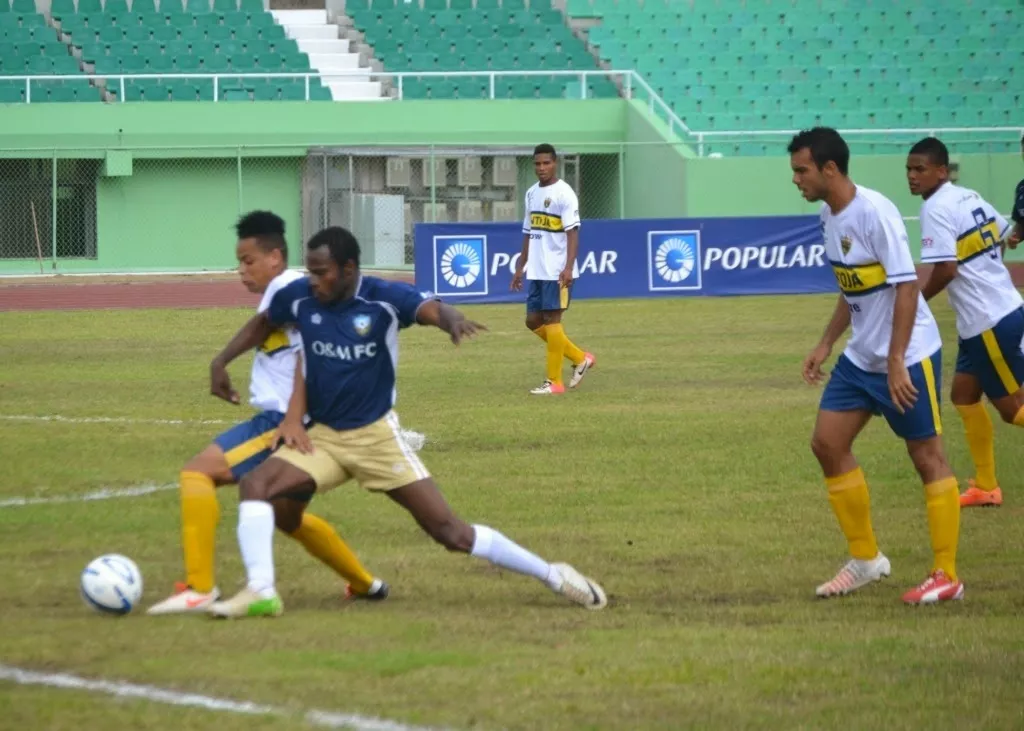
<box><xmin>510</xmin><ymin>143</ymin><xmax>595</xmax><ymax>395</ymax></box>
<box><xmin>790</xmin><ymin>128</ymin><xmax>964</xmax><ymax>605</ymax></box>
<box><xmin>909</xmin><ymin>136</ymin><xmax>1024</xmax><ymax>509</ymax></box>
<box><xmin>148</xmin><ymin>211</ymin><xmax>388</xmax><ymax>615</ymax></box>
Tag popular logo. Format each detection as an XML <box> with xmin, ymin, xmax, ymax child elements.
<box><xmin>433</xmin><ymin>235</ymin><xmax>488</xmax><ymax>297</ymax></box>
<box><xmin>647</xmin><ymin>230</ymin><xmax>702</xmax><ymax>291</ymax></box>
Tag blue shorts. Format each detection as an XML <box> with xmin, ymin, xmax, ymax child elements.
<box><xmin>956</xmin><ymin>306</ymin><xmax>1024</xmax><ymax>400</ymax></box>
<box><xmin>526</xmin><ymin>279</ymin><xmax>572</xmax><ymax>313</ymax></box>
<box><xmin>820</xmin><ymin>351</ymin><xmax>943</xmax><ymax>440</ymax></box>
<box><xmin>213</xmin><ymin>410</ymin><xmax>286</xmax><ymax>482</ymax></box>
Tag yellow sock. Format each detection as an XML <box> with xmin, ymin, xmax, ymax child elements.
<box><xmin>825</xmin><ymin>468</ymin><xmax>878</xmax><ymax>560</ymax></box>
<box><xmin>924</xmin><ymin>476</ymin><xmax>960</xmax><ymax>581</ymax></box>
<box><xmin>1014</xmin><ymin>406</ymin><xmax>1024</xmax><ymax>426</ymax></box>
<box><xmin>562</xmin><ymin>331</ymin><xmax>586</xmax><ymax>366</ymax></box>
<box><xmin>180</xmin><ymin>471</ymin><xmax>219</xmax><ymax>593</ymax></box>
<box><xmin>532</xmin><ymin>325</ymin><xmax>548</xmax><ymax>342</ymax></box>
<box><xmin>289</xmin><ymin>512</ymin><xmax>374</xmax><ymax>593</ymax></box>
<box><xmin>545</xmin><ymin>323</ymin><xmax>567</xmax><ymax>385</ymax></box>
<box><xmin>956</xmin><ymin>402</ymin><xmax>997</xmax><ymax>491</ymax></box>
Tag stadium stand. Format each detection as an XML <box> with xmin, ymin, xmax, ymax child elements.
<box><xmin>573</xmin><ymin>0</ymin><xmax>1023</xmax><ymax>150</ymax></box>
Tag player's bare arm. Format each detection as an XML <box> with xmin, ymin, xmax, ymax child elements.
<box><xmin>511</xmin><ymin>234</ymin><xmax>529</xmax><ymax>291</ymax></box>
<box><xmin>887</xmin><ymin>281</ymin><xmax>921</xmax><ymax>413</ymax></box>
<box><xmin>209</xmin><ymin>311</ymin><xmax>275</xmax><ymax>404</ymax></box>
<box><xmin>920</xmin><ymin>261</ymin><xmax>957</xmax><ymax>301</ymax></box>
<box><xmin>560</xmin><ymin>227</ymin><xmax>579</xmax><ymax>288</ymax></box>
<box><xmin>276</xmin><ymin>357</ymin><xmax>313</xmax><ymax>455</ymax></box>
<box><xmin>415</xmin><ymin>299</ymin><xmax>488</xmax><ymax>346</ymax></box>
<box><xmin>803</xmin><ymin>295</ymin><xmax>850</xmax><ymax>385</ymax></box>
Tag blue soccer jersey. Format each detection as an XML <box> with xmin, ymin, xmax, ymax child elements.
<box><xmin>267</xmin><ymin>275</ymin><xmax>432</xmax><ymax>430</ymax></box>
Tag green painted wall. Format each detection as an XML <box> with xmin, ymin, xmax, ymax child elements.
<box><xmin>622</xmin><ymin>100</ymin><xmax>689</xmax><ymax>219</ymax></box>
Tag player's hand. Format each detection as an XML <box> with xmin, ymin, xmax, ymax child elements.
<box><xmin>558</xmin><ymin>267</ymin><xmax>573</xmax><ymax>289</ymax></box>
<box><xmin>209</xmin><ymin>360</ymin><xmax>240</xmax><ymax>404</ymax></box>
<box><xmin>510</xmin><ymin>268</ymin><xmax>525</xmax><ymax>292</ymax></box>
<box><xmin>802</xmin><ymin>343</ymin><xmax>832</xmax><ymax>385</ymax></box>
<box><xmin>275</xmin><ymin>419</ymin><xmax>313</xmax><ymax>454</ymax></box>
<box><xmin>1007</xmin><ymin>229</ymin><xmax>1022</xmax><ymax>250</ymax></box>
<box><xmin>888</xmin><ymin>361</ymin><xmax>919</xmax><ymax>414</ymax></box>
<box><xmin>449</xmin><ymin>318</ymin><xmax>488</xmax><ymax>346</ymax></box>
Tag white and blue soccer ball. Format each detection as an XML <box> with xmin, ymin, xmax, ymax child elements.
<box><xmin>80</xmin><ymin>554</ymin><xmax>143</xmax><ymax>616</ymax></box>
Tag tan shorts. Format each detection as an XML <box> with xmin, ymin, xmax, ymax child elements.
<box><xmin>274</xmin><ymin>411</ymin><xmax>430</xmax><ymax>493</ymax></box>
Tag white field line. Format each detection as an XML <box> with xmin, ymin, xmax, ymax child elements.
<box><xmin>0</xmin><ymin>483</ymin><xmax>177</xmax><ymax>508</ymax></box>
<box><xmin>0</xmin><ymin>664</ymin><xmax>449</xmax><ymax>731</ymax></box>
<box><xmin>0</xmin><ymin>414</ymin><xmax>235</xmax><ymax>426</ymax></box>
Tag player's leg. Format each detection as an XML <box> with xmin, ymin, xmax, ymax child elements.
<box><xmin>811</xmin><ymin>355</ymin><xmax>890</xmax><ymax>598</ymax></box>
<box><xmin>547</xmin><ymin>282</ymin><xmax>595</xmax><ymax>389</ymax></box>
<box><xmin>950</xmin><ymin>354</ymin><xmax>1000</xmax><ymax>507</ymax></box>
<box><xmin>525</xmin><ymin>282</ymin><xmax>593</xmax><ymax>388</ymax></box>
<box><xmin>881</xmin><ymin>350</ymin><xmax>964</xmax><ymax>604</ymax></box>
<box><xmin>356</xmin><ymin>411</ymin><xmax>606</xmax><ymax>608</ymax></box>
<box><xmin>273</xmin><ymin>495</ymin><xmax>387</xmax><ymax>600</ymax></box>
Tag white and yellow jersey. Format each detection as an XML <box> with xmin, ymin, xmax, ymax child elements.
<box><xmin>522</xmin><ymin>178</ymin><xmax>581</xmax><ymax>281</ymax></box>
<box><xmin>823</xmin><ymin>185</ymin><xmax>942</xmax><ymax>373</ymax></box>
<box><xmin>919</xmin><ymin>182</ymin><xmax>1019</xmax><ymax>339</ymax></box>
<box><xmin>250</xmin><ymin>269</ymin><xmax>304</xmax><ymax>414</ymax></box>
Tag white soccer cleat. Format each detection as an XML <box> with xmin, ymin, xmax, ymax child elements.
<box><xmin>569</xmin><ymin>353</ymin><xmax>596</xmax><ymax>389</ymax></box>
<box><xmin>815</xmin><ymin>554</ymin><xmax>891</xmax><ymax>598</ymax></box>
<box><xmin>551</xmin><ymin>562</ymin><xmax>607</xmax><ymax>610</ymax></box>
<box><xmin>530</xmin><ymin>380</ymin><xmax>566</xmax><ymax>395</ymax></box>
<box><xmin>400</xmin><ymin>429</ymin><xmax>427</xmax><ymax>452</ymax></box>
<box><xmin>146</xmin><ymin>582</ymin><xmax>221</xmax><ymax>615</ymax></box>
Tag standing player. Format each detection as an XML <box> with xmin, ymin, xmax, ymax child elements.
<box><xmin>908</xmin><ymin>137</ymin><xmax>1023</xmax><ymax>508</ymax></box>
<box><xmin>148</xmin><ymin>211</ymin><xmax>388</xmax><ymax>615</ymax></box>
<box><xmin>205</xmin><ymin>226</ymin><xmax>607</xmax><ymax>618</ymax></box>
<box><xmin>510</xmin><ymin>143</ymin><xmax>595</xmax><ymax>395</ymax></box>
<box><xmin>1009</xmin><ymin>132</ymin><xmax>1024</xmax><ymax>249</ymax></box>
<box><xmin>790</xmin><ymin>127</ymin><xmax>964</xmax><ymax>605</ymax></box>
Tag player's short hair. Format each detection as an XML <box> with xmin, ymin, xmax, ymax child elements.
<box><xmin>307</xmin><ymin>226</ymin><xmax>361</xmax><ymax>268</ymax></box>
<box><xmin>909</xmin><ymin>137</ymin><xmax>949</xmax><ymax>167</ymax></box>
<box><xmin>235</xmin><ymin>210</ymin><xmax>287</xmax><ymax>259</ymax></box>
<box><xmin>786</xmin><ymin>127</ymin><xmax>849</xmax><ymax>176</ymax></box>
<box><xmin>533</xmin><ymin>143</ymin><xmax>557</xmax><ymax>159</ymax></box>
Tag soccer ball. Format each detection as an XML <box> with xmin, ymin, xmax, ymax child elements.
<box><xmin>80</xmin><ymin>554</ymin><xmax>143</xmax><ymax>616</ymax></box>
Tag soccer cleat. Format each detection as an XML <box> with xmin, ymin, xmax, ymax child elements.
<box><xmin>530</xmin><ymin>380</ymin><xmax>565</xmax><ymax>395</ymax></box>
<box><xmin>959</xmin><ymin>480</ymin><xmax>1002</xmax><ymax>508</ymax></box>
<box><xmin>146</xmin><ymin>582</ymin><xmax>221</xmax><ymax>615</ymax></box>
<box><xmin>815</xmin><ymin>554</ymin><xmax>891</xmax><ymax>598</ymax></box>
<box><xmin>569</xmin><ymin>352</ymin><xmax>596</xmax><ymax>389</ymax></box>
<box><xmin>551</xmin><ymin>562</ymin><xmax>607</xmax><ymax>610</ymax></box>
<box><xmin>902</xmin><ymin>570</ymin><xmax>964</xmax><ymax>605</ymax></box>
<box><xmin>208</xmin><ymin>587</ymin><xmax>283</xmax><ymax>619</ymax></box>
<box><xmin>344</xmin><ymin>578</ymin><xmax>390</xmax><ymax>601</ymax></box>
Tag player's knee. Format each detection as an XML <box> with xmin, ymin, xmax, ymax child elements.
<box><xmin>429</xmin><ymin>517</ymin><xmax>473</xmax><ymax>553</ymax></box>
<box><xmin>238</xmin><ymin>471</ymin><xmax>270</xmax><ymax>502</ymax></box>
<box><xmin>809</xmin><ymin>433</ymin><xmax>835</xmax><ymax>463</ymax></box>
<box><xmin>907</xmin><ymin>438</ymin><xmax>949</xmax><ymax>479</ymax></box>
<box><xmin>525</xmin><ymin>314</ymin><xmax>543</xmax><ymax>331</ymax></box>
<box><xmin>271</xmin><ymin>498</ymin><xmax>303</xmax><ymax>534</ymax></box>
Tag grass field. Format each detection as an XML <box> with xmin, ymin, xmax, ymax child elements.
<box><xmin>2</xmin><ymin>295</ymin><xmax>1024</xmax><ymax>731</ymax></box>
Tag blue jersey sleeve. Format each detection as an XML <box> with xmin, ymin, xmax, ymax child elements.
<box><xmin>266</xmin><ymin>277</ymin><xmax>310</xmax><ymax>326</ymax></box>
<box><xmin>367</xmin><ymin>278</ymin><xmax>432</xmax><ymax>328</ymax></box>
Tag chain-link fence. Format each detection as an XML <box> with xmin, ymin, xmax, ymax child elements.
<box><xmin>0</xmin><ymin>136</ymin><xmax>1019</xmax><ymax>274</ymax></box>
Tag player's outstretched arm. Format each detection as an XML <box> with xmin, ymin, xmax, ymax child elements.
<box><xmin>415</xmin><ymin>299</ymin><xmax>487</xmax><ymax>346</ymax></box>
<box><xmin>209</xmin><ymin>312</ymin><xmax>275</xmax><ymax>404</ymax></box>
<box><xmin>802</xmin><ymin>295</ymin><xmax>850</xmax><ymax>385</ymax></box>
<box><xmin>919</xmin><ymin>261</ymin><xmax>957</xmax><ymax>301</ymax></box>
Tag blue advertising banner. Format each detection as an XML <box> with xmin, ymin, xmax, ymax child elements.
<box><xmin>413</xmin><ymin>216</ymin><xmax>837</xmax><ymax>304</ymax></box>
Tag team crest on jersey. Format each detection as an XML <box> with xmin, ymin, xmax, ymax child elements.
<box><xmin>311</xmin><ymin>313</ymin><xmax>322</xmax><ymax>325</ymax></box>
<box><xmin>352</xmin><ymin>314</ymin><xmax>372</xmax><ymax>336</ymax></box>
<box><xmin>840</xmin><ymin>235</ymin><xmax>852</xmax><ymax>255</ymax></box>
<box><xmin>543</xmin><ymin>198</ymin><xmax>551</xmax><ymax>208</ymax></box>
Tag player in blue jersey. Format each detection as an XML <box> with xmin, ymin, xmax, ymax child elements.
<box><xmin>206</xmin><ymin>226</ymin><xmax>607</xmax><ymax>617</ymax></box>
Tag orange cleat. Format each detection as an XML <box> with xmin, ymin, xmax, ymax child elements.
<box><xmin>959</xmin><ymin>480</ymin><xmax>1002</xmax><ymax>508</ymax></box>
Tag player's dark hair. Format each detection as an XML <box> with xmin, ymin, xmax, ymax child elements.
<box><xmin>787</xmin><ymin>127</ymin><xmax>850</xmax><ymax>176</ymax></box>
<box><xmin>534</xmin><ymin>143</ymin><xmax>557</xmax><ymax>159</ymax></box>
<box><xmin>307</xmin><ymin>226</ymin><xmax>361</xmax><ymax>268</ymax></box>
<box><xmin>235</xmin><ymin>210</ymin><xmax>287</xmax><ymax>260</ymax></box>
<box><xmin>909</xmin><ymin>137</ymin><xmax>949</xmax><ymax>167</ymax></box>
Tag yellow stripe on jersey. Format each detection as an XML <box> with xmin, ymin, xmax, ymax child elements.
<box><xmin>259</xmin><ymin>328</ymin><xmax>291</xmax><ymax>356</ymax></box>
<box><xmin>829</xmin><ymin>260</ymin><xmax>888</xmax><ymax>297</ymax></box>
<box><xmin>530</xmin><ymin>212</ymin><xmax>563</xmax><ymax>232</ymax></box>
<box><xmin>956</xmin><ymin>220</ymin><xmax>1002</xmax><ymax>264</ymax></box>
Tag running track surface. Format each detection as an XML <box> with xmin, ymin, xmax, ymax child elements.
<box><xmin>3</xmin><ymin>266</ymin><xmax>1024</xmax><ymax>312</ymax></box>
<box><xmin>0</xmin><ymin>272</ymin><xmax>415</xmax><ymax>312</ymax></box>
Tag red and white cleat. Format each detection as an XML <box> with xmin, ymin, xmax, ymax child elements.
<box><xmin>815</xmin><ymin>554</ymin><xmax>891</xmax><ymax>598</ymax></box>
<box><xmin>902</xmin><ymin>570</ymin><xmax>964</xmax><ymax>605</ymax></box>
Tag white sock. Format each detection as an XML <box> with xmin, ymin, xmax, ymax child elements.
<box><xmin>238</xmin><ymin>501</ymin><xmax>276</xmax><ymax>597</ymax></box>
<box><xmin>470</xmin><ymin>524</ymin><xmax>562</xmax><ymax>590</ymax></box>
